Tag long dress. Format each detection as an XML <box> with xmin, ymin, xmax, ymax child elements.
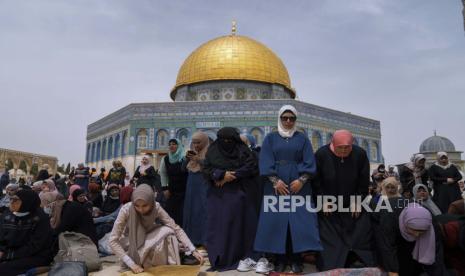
<box><xmin>203</xmin><ymin>139</ymin><xmax>259</xmax><ymax>271</ymax></box>
<box><xmin>163</xmin><ymin>156</ymin><xmax>188</xmax><ymax>226</ymax></box>
<box><xmin>314</xmin><ymin>144</ymin><xmax>375</xmax><ymax>271</ymax></box>
<box><xmin>182</xmin><ymin>171</ymin><xmax>208</xmax><ymax>245</ymax></box>
<box><xmin>428</xmin><ymin>164</ymin><xmax>463</xmax><ymax>213</ymax></box>
<box><xmin>254</xmin><ymin>131</ymin><xmax>322</xmax><ymax>254</ymax></box>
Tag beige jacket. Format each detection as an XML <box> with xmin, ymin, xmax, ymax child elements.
<box><xmin>109</xmin><ymin>202</ymin><xmax>195</xmax><ymax>262</ymax></box>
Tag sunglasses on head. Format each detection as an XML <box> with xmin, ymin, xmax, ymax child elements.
<box><xmin>280</xmin><ymin>116</ymin><xmax>297</xmax><ymax>122</ymax></box>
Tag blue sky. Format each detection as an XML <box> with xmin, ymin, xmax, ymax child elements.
<box><xmin>1</xmin><ymin>0</ymin><xmax>464</xmax><ymax>166</ymax></box>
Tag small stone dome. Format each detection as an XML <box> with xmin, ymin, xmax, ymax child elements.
<box><xmin>419</xmin><ymin>135</ymin><xmax>456</xmax><ymax>153</ymax></box>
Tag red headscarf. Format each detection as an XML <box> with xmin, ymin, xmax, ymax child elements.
<box><xmin>330</xmin><ymin>129</ymin><xmax>354</xmax><ymax>158</ymax></box>
<box><xmin>120</xmin><ymin>185</ymin><xmax>134</xmax><ymax>204</ymax></box>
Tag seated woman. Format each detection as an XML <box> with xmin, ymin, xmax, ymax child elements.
<box><xmin>39</xmin><ymin>179</ymin><xmax>58</xmax><ymax>196</ymax></box>
<box><xmin>101</xmin><ymin>184</ymin><xmax>121</xmax><ymax>216</ymax></box>
<box><xmin>94</xmin><ymin>185</ymin><xmax>134</xmax><ymax>240</ymax></box>
<box><xmin>72</xmin><ymin>188</ymin><xmax>94</xmax><ymax>214</ymax></box>
<box><xmin>109</xmin><ymin>184</ymin><xmax>203</xmax><ymax>274</ymax></box>
<box><xmin>413</xmin><ymin>184</ymin><xmax>442</xmax><ymax>216</ymax></box>
<box><xmin>88</xmin><ymin>181</ymin><xmax>103</xmax><ymax>209</ymax></box>
<box><xmin>0</xmin><ymin>190</ymin><xmax>53</xmax><ymax>275</ymax></box>
<box><xmin>52</xmin><ymin>191</ymin><xmax>98</xmax><ymax>245</ymax></box>
<box><xmin>373</xmin><ymin>202</ymin><xmax>448</xmax><ymax>275</ymax></box>
<box><xmin>39</xmin><ymin>191</ymin><xmax>64</xmax><ymax>215</ymax></box>
<box><xmin>0</xmin><ymin>183</ymin><xmax>19</xmax><ymax>215</ymax></box>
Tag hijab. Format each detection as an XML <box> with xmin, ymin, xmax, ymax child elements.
<box><xmin>399</xmin><ymin>203</ymin><xmax>436</xmax><ymax>265</ymax></box>
<box><xmin>329</xmin><ymin>129</ymin><xmax>354</xmax><ymax>160</ymax></box>
<box><xmin>380</xmin><ymin>177</ymin><xmax>401</xmax><ymax>197</ymax></box>
<box><xmin>206</xmin><ymin>127</ymin><xmax>256</xmax><ymax>171</ymax></box>
<box><xmin>68</xmin><ymin>184</ymin><xmax>81</xmax><ymax>201</ymax></box>
<box><xmin>168</xmin><ymin>138</ymin><xmax>185</xmax><ymax>164</ymax></box>
<box><xmin>120</xmin><ymin>185</ymin><xmax>134</xmax><ymax>204</ymax></box>
<box><xmin>216</xmin><ymin>127</ymin><xmax>243</xmax><ymax>159</ymax></box>
<box><xmin>277</xmin><ymin>105</ymin><xmax>298</xmax><ymax>138</ymax></box>
<box><xmin>435</xmin><ymin>151</ymin><xmax>452</xmax><ymax>170</ymax></box>
<box><xmin>71</xmin><ymin>188</ymin><xmax>87</xmax><ymax>202</ymax></box>
<box><xmin>138</xmin><ymin>155</ymin><xmax>152</xmax><ymax>174</ymax></box>
<box><xmin>186</xmin><ymin>131</ymin><xmax>210</xmax><ymax>173</ymax></box>
<box><xmin>39</xmin><ymin>191</ymin><xmax>64</xmax><ymax>207</ymax></box>
<box><xmin>16</xmin><ymin>189</ymin><xmax>41</xmax><ymax>213</ymax></box>
<box><xmin>41</xmin><ymin>179</ymin><xmax>56</xmax><ymax>192</ymax></box>
<box><xmin>102</xmin><ymin>184</ymin><xmax>121</xmax><ymax>214</ymax></box>
<box><xmin>0</xmin><ymin>183</ymin><xmax>19</xmax><ymax>208</ymax></box>
<box><xmin>128</xmin><ymin>184</ymin><xmax>158</xmax><ymax>265</ymax></box>
<box><xmin>412</xmin><ymin>184</ymin><xmax>442</xmax><ymax>216</ymax></box>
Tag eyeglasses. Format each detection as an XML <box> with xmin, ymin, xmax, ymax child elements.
<box><xmin>280</xmin><ymin>116</ymin><xmax>297</xmax><ymax>122</ymax></box>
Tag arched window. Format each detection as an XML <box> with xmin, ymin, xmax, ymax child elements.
<box><xmin>91</xmin><ymin>143</ymin><xmax>96</xmax><ymax>162</ymax></box>
<box><xmin>102</xmin><ymin>139</ymin><xmax>107</xmax><ymax>161</ymax></box>
<box><xmin>137</xmin><ymin>129</ymin><xmax>148</xmax><ymax>150</ymax></box>
<box><xmin>114</xmin><ymin>134</ymin><xmax>121</xmax><ymax>157</ymax></box>
<box><xmin>311</xmin><ymin>131</ymin><xmax>322</xmax><ymax>152</ymax></box>
<box><xmin>156</xmin><ymin>129</ymin><xmax>168</xmax><ymax>149</ymax></box>
<box><xmin>371</xmin><ymin>141</ymin><xmax>379</xmax><ymax>162</ymax></box>
<box><xmin>86</xmin><ymin>144</ymin><xmax>91</xmax><ymax>163</ymax></box>
<box><xmin>250</xmin><ymin>128</ymin><xmax>264</xmax><ymax>145</ymax></box>
<box><xmin>176</xmin><ymin>128</ymin><xmax>190</xmax><ymax>150</ymax></box>
<box><xmin>362</xmin><ymin>140</ymin><xmax>370</xmax><ymax>160</ymax></box>
<box><xmin>96</xmin><ymin>141</ymin><xmax>101</xmax><ymax>161</ymax></box>
<box><xmin>122</xmin><ymin>131</ymin><xmax>127</xmax><ymax>156</ymax></box>
<box><xmin>108</xmin><ymin>137</ymin><xmax>114</xmax><ymax>159</ymax></box>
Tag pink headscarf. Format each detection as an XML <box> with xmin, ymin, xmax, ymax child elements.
<box><xmin>68</xmin><ymin>184</ymin><xmax>81</xmax><ymax>201</ymax></box>
<box><xmin>399</xmin><ymin>203</ymin><xmax>436</xmax><ymax>265</ymax></box>
<box><xmin>330</xmin><ymin>130</ymin><xmax>354</xmax><ymax>158</ymax></box>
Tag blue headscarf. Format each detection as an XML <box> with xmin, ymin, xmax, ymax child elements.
<box><xmin>245</xmin><ymin>134</ymin><xmax>257</xmax><ymax>149</ymax></box>
<box><xmin>168</xmin><ymin>139</ymin><xmax>185</xmax><ymax>163</ymax></box>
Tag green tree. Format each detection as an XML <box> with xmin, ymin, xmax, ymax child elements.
<box><xmin>5</xmin><ymin>159</ymin><xmax>13</xmax><ymax>172</ymax></box>
<box><xmin>30</xmin><ymin>163</ymin><xmax>39</xmax><ymax>177</ymax></box>
<box><xmin>65</xmin><ymin>162</ymin><xmax>71</xmax><ymax>174</ymax></box>
<box><xmin>19</xmin><ymin>160</ymin><xmax>28</xmax><ymax>173</ymax></box>
<box><xmin>57</xmin><ymin>164</ymin><xmax>65</xmax><ymax>174</ymax></box>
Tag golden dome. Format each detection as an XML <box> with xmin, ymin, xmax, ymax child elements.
<box><xmin>171</xmin><ymin>34</ymin><xmax>293</xmax><ymax>99</ymax></box>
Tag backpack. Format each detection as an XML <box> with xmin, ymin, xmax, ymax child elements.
<box><xmin>54</xmin><ymin>231</ymin><xmax>101</xmax><ymax>272</ymax></box>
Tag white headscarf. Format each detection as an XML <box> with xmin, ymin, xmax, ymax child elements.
<box><xmin>435</xmin><ymin>151</ymin><xmax>452</xmax><ymax>170</ymax></box>
<box><xmin>277</xmin><ymin>105</ymin><xmax>298</xmax><ymax>138</ymax></box>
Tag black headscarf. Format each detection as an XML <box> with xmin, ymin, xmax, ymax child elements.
<box><xmin>216</xmin><ymin>127</ymin><xmax>243</xmax><ymax>160</ymax></box>
<box><xmin>205</xmin><ymin>127</ymin><xmax>255</xmax><ymax>170</ymax></box>
<box><xmin>16</xmin><ymin>189</ymin><xmax>41</xmax><ymax>213</ymax></box>
<box><xmin>72</xmin><ymin>188</ymin><xmax>86</xmax><ymax>202</ymax></box>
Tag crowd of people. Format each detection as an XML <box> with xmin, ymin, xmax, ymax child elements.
<box><xmin>0</xmin><ymin>104</ymin><xmax>464</xmax><ymax>276</ymax></box>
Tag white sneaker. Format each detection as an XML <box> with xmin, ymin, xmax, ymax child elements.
<box><xmin>255</xmin><ymin>258</ymin><xmax>274</xmax><ymax>274</ymax></box>
<box><xmin>237</xmin><ymin>258</ymin><xmax>257</xmax><ymax>272</ymax></box>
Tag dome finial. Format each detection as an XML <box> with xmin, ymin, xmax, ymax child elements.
<box><xmin>434</xmin><ymin>129</ymin><xmax>437</xmax><ymax>136</ymax></box>
<box><xmin>231</xmin><ymin>20</ymin><xmax>237</xmax><ymax>36</ymax></box>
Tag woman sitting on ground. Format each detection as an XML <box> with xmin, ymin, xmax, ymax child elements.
<box><xmin>52</xmin><ymin>186</ymin><xmax>98</xmax><ymax>245</ymax></box>
<box><xmin>71</xmin><ymin>188</ymin><xmax>94</xmax><ymax>214</ymax></box>
<box><xmin>109</xmin><ymin>184</ymin><xmax>203</xmax><ymax>274</ymax></box>
<box><xmin>94</xmin><ymin>185</ymin><xmax>134</xmax><ymax>240</ymax></box>
<box><xmin>101</xmin><ymin>184</ymin><xmax>121</xmax><ymax>216</ymax></box>
<box><xmin>0</xmin><ymin>190</ymin><xmax>53</xmax><ymax>275</ymax></box>
<box><xmin>0</xmin><ymin>183</ymin><xmax>19</xmax><ymax>215</ymax></box>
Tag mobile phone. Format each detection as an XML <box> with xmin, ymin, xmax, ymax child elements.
<box><xmin>187</xmin><ymin>150</ymin><xmax>197</xmax><ymax>155</ymax></box>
